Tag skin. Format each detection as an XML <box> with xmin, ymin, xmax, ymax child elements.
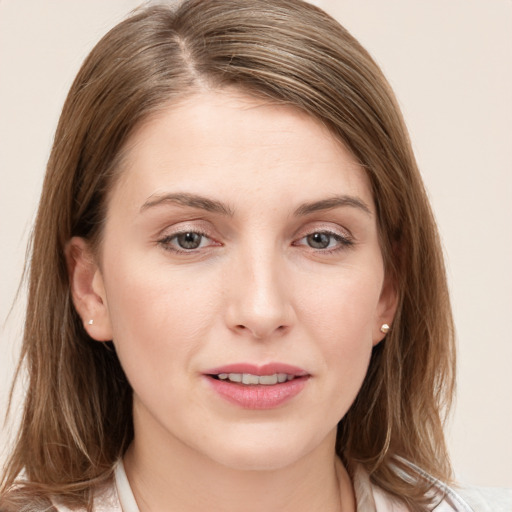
<box><xmin>68</xmin><ymin>89</ymin><xmax>396</xmax><ymax>512</ymax></box>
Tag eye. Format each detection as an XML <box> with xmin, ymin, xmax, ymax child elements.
<box><xmin>175</xmin><ymin>232</ymin><xmax>204</xmax><ymax>249</ymax></box>
<box><xmin>306</xmin><ymin>232</ymin><xmax>333</xmax><ymax>249</ymax></box>
<box><xmin>159</xmin><ymin>231</ymin><xmax>214</xmax><ymax>252</ymax></box>
<box><xmin>294</xmin><ymin>230</ymin><xmax>353</xmax><ymax>252</ymax></box>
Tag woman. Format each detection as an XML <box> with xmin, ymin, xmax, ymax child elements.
<box><xmin>0</xmin><ymin>0</ymin><xmax>472</xmax><ymax>510</ymax></box>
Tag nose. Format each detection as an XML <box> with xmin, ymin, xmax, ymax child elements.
<box><xmin>224</xmin><ymin>247</ymin><xmax>293</xmax><ymax>340</ymax></box>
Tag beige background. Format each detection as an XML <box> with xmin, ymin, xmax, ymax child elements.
<box><xmin>1</xmin><ymin>0</ymin><xmax>511</xmax><ymax>488</ymax></box>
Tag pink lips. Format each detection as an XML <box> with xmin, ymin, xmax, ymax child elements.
<box><xmin>206</xmin><ymin>363</ymin><xmax>308</xmax><ymax>377</ymax></box>
<box><xmin>203</xmin><ymin>363</ymin><xmax>309</xmax><ymax>410</ymax></box>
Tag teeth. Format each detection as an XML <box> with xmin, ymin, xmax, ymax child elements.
<box><xmin>259</xmin><ymin>374</ymin><xmax>278</xmax><ymax>385</ymax></box>
<box><xmin>242</xmin><ymin>373</ymin><xmax>260</xmax><ymax>385</ymax></box>
<box><xmin>216</xmin><ymin>372</ymin><xmax>296</xmax><ymax>385</ymax></box>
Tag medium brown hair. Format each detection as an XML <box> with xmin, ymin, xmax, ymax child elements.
<box><xmin>1</xmin><ymin>1</ymin><xmax>455</xmax><ymax>510</ymax></box>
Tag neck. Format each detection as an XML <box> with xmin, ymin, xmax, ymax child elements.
<box><xmin>123</xmin><ymin>417</ymin><xmax>355</xmax><ymax>512</ymax></box>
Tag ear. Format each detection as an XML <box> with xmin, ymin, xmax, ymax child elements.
<box><xmin>65</xmin><ymin>237</ymin><xmax>113</xmax><ymax>342</ymax></box>
<box><xmin>372</xmin><ymin>272</ymin><xmax>399</xmax><ymax>346</ymax></box>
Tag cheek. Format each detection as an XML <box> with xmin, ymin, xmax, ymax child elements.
<box><xmin>299</xmin><ymin>267</ymin><xmax>382</xmax><ymax>347</ymax></box>
<box><xmin>297</xmin><ymin>268</ymin><xmax>382</xmax><ymax>404</ymax></box>
<box><xmin>101</xmin><ymin>253</ymin><xmax>222</xmax><ymax>382</ymax></box>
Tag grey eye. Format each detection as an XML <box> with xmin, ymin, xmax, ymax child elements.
<box><xmin>176</xmin><ymin>232</ymin><xmax>203</xmax><ymax>249</ymax></box>
<box><xmin>306</xmin><ymin>232</ymin><xmax>331</xmax><ymax>249</ymax></box>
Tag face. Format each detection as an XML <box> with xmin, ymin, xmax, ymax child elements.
<box><xmin>73</xmin><ymin>90</ymin><xmax>396</xmax><ymax>472</ymax></box>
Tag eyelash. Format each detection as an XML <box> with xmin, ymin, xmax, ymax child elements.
<box><xmin>158</xmin><ymin>229</ymin><xmax>353</xmax><ymax>255</ymax></box>
<box><xmin>293</xmin><ymin>230</ymin><xmax>354</xmax><ymax>253</ymax></box>
<box><xmin>158</xmin><ymin>230</ymin><xmax>217</xmax><ymax>254</ymax></box>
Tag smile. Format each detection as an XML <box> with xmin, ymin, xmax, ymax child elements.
<box><xmin>204</xmin><ymin>363</ymin><xmax>310</xmax><ymax>409</ymax></box>
<box><xmin>214</xmin><ymin>373</ymin><xmax>296</xmax><ymax>385</ymax></box>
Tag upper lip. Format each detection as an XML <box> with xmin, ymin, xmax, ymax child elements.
<box><xmin>204</xmin><ymin>363</ymin><xmax>309</xmax><ymax>377</ymax></box>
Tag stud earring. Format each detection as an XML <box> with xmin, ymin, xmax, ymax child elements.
<box><xmin>380</xmin><ymin>323</ymin><xmax>390</xmax><ymax>334</ymax></box>
<box><xmin>87</xmin><ymin>319</ymin><xmax>94</xmax><ymax>325</ymax></box>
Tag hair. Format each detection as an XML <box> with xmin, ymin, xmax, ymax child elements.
<box><xmin>1</xmin><ymin>1</ymin><xmax>455</xmax><ymax>511</ymax></box>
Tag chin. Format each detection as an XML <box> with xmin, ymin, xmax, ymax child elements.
<box><xmin>214</xmin><ymin>446</ymin><xmax>303</xmax><ymax>472</ymax></box>
<box><xmin>202</xmin><ymin>427</ymin><xmax>333</xmax><ymax>472</ymax></box>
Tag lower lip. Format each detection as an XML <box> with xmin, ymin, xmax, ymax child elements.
<box><xmin>205</xmin><ymin>376</ymin><xmax>308</xmax><ymax>409</ymax></box>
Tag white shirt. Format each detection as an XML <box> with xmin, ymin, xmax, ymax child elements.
<box><xmin>51</xmin><ymin>460</ymin><xmax>478</xmax><ymax>512</ymax></box>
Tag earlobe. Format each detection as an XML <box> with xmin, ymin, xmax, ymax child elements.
<box><xmin>373</xmin><ymin>273</ymin><xmax>399</xmax><ymax>346</ymax></box>
<box><xmin>65</xmin><ymin>237</ymin><xmax>113</xmax><ymax>342</ymax></box>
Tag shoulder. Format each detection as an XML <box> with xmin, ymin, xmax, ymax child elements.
<box><xmin>455</xmin><ymin>485</ymin><xmax>512</xmax><ymax>512</ymax></box>
<box><xmin>40</xmin><ymin>461</ymin><xmax>136</xmax><ymax>512</ymax></box>
<box><xmin>375</xmin><ymin>485</ymin><xmax>476</xmax><ymax>512</ymax></box>
<box><xmin>51</xmin><ymin>479</ymin><xmax>121</xmax><ymax>512</ymax></box>
<box><xmin>0</xmin><ymin>485</ymin><xmax>58</xmax><ymax>512</ymax></box>
<box><xmin>0</xmin><ymin>494</ymin><xmax>58</xmax><ymax>512</ymax></box>
<box><xmin>352</xmin><ymin>461</ymin><xmax>476</xmax><ymax>512</ymax></box>
<box><xmin>371</xmin><ymin>481</ymin><xmax>475</xmax><ymax>512</ymax></box>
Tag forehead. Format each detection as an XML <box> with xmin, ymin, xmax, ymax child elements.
<box><xmin>110</xmin><ymin>89</ymin><xmax>374</xmax><ymax>214</ymax></box>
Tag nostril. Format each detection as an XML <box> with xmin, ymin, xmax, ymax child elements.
<box><xmin>231</xmin><ymin>323</ymin><xmax>289</xmax><ymax>339</ymax></box>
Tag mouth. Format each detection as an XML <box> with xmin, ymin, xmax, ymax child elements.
<box><xmin>203</xmin><ymin>363</ymin><xmax>310</xmax><ymax>409</ymax></box>
<box><xmin>210</xmin><ymin>372</ymin><xmax>301</xmax><ymax>385</ymax></box>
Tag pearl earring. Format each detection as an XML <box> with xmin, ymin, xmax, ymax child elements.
<box><xmin>87</xmin><ymin>319</ymin><xmax>94</xmax><ymax>325</ymax></box>
<box><xmin>380</xmin><ymin>323</ymin><xmax>390</xmax><ymax>334</ymax></box>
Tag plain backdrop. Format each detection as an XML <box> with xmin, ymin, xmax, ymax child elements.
<box><xmin>1</xmin><ymin>0</ymin><xmax>511</xmax><ymax>488</ymax></box>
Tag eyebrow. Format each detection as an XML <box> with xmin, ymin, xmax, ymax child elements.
<box><xmin>140</xmin><ymin>192</ymin><xmax>371</xmax><ymax>217</ymax></box>
<box><xmin>140</xmin><ymin>192</ymin><xmax>235</xmax><ymax>216</ymax></box>
<box><xmin>294</xmin><ymin>195</ymin><xmax>372</xmax><ymax>217</ymax></box>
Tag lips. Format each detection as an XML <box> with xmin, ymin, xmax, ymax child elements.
<box><xmin>216</xmin><ymin>372</ymin><xmax>294</xmax><ymax>385</ymax></box>
<box><xmin>203</xmin><ymin>363</ymin><xmax>310</xmax><ymax>409</ymax></box>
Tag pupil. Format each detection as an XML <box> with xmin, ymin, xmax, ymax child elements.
<box><xmin>307</xmin><ymin>232</ymin><xmax>330</xmax><ymax>249</ymax></box>
<box><xmin>177</xmin><ymin>232</ymin><xmax>202</xmax><ymax>249</ymax></box>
